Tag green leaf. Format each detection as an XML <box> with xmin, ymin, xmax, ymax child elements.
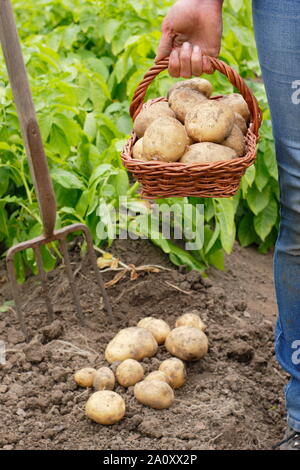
<box><xmin>51</xmin><ymin>168</ymin><xmax>85</xmax><ymax>190</ymax></box>
<box><xmin>40</xmin><ymin>245</ymin><xmax>57</xmax><ymax>272</ymax></box>
<box><xmin>255</xmin><ymin>154</ymin><xmax>270</xmax><ymax>191</ymax></box>
<box><xmin>96</xmin><ymin>113</ymin><xmax>122</xmax><ymax>138</ymax></box>
<box><xmin>238</xmin><ymin>212</ymin><xmax>257</xmax><ymax>247</ymax></box>
<box><xmin>111</xmin><ymin>170</ymin><xmax>129</xmax><ymax>197</ymax></box>
<box><xmin>215</xmin><ymin>199</ymin><xmax>236</xmax><ymax>254</ymax></box>
<box><xmin>101</xmin><ymin>184</ymin><xmax>115</xmax><ymax>197</ymax></box>
<box><xmin>243</xmin><ymin>164</ymin><xmax>256</xmax><ymax>187</ymax></box>
<box><xmin>103</xmin><ymin>19</ymin><xmax>120</xmax><ymax>42</ymax></box>
<box><xmin>89</xmin><ymin>164</ymin><xmax>114</xmax><ymax>186</ymax></box>
<box><xmin>246</xmin><ymin>184</ymin><xmax>271</xmax><ymax>215</ymax></box>
<box><xmin>167</xmin><ymin>241</ymin><xmax>206</xmax><ymax>271</ymax></box>
<box><xmin>208</xmin><ymin>249</ymin><xmax>225</xmax><ymax>270</ymax></box>
<box><xmin>14</xmin><ymin>252</ymin><xmax>26</xmax><ymax>284</ymax></box>
<box><xmin>84</xmin><ymin>112</ymin><xmax>97</xmax><ymax>140</ymax></box>
<box><xmin>263</xmin><ymin>141</ymin><xmax>278</xmax><ymax>179</ymax></box>
<box><xmin>76</xmin><ymin>190</ymin><xmax>90</xmax><ymax>217</ymax></box>
<box><xmin>229</xmin><ymin>0</ymin><xmax>243</xmax><ymax>11</ymax></box>
<box><xmin>53</xmin><ymin>114</ymin><xmax>81</xmax><ymax>147</ymax></box>
<box><xmin>62</xmin><ymin>24</ymin><xmax>81</xmax><ymax>49</ymax></box>
<box><xmin>48</xmin><ymin>123</ymin><xmax>69</xmax><ymax>158</ymax></box>
<box><xmin>254</xmin><ymin>199</ymin><xmax>278</xmax><ymax>241</ymax></box>
<box><xmin>205</xmin><ymin>223</ymin><xmax>221</xmax><ymax>254</ymax></box>
<box><xmin>0</xmin><ymin>202</ymin><xmax>8</xmax><ymax>238</ymax></box>
<box><xmin>0</xmin><ymin>300</ymin><xmax>14</xmax><ymax>313</ymax></box>
<box><xmin>0</xmin><ymin>167</ymin><xmax>10</xmax><ymax>197</ymax></box>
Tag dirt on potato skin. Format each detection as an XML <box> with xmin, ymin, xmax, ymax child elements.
<box><xmin>0</xmin><ymin>239</ymin><xmax>287</xmax><ymax>450</ymax></box>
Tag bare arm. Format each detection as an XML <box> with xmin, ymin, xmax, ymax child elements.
<box><xmin>155</xmin><ymin>0</ymin><xmax>223</xmax><ymax>77</ymax></box>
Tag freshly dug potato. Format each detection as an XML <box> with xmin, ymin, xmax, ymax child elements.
<box><xmin>234</xmin><ymin>112</ymin><xmax>247</xmax><ymax>135</ymax></box>
<box><xmin>134</xmin><ymin>380</ymin><xmax>174</xmax><ymax>409</ymax></box>
<box><xmin>187</xmin><ymin>135</ymin><xmax>195</xmax><ymax>146</ymax></box>
<box><xmin>143</xmin><ymin>117</ymin><xmax>188</xmax><ymax>162</ymax></box>
<box><xmin>185</xmin><ymin>101</ymin><xmax>235</xmax><ymax>143</ymax></box>
<box><xmin>93</xmin><ymin>367</ymin><xmax>115</xmax><ymax>391</ymax></box>
<box><xmin>85</xmin><ymin>391</ymin><xmax>125</xmax><ymax>425</ymax></box>
<box><xmin>105</xmin><ymin>327</ymin><xmax>158</xmax><ymax>364</ymax></box>
<box><xmin>137</xmin><ymin>317</ymin><xmax>171</xmax><ymax>345</ymax></box>
<box><xmin>168</xmin><ymin>78</ymin><xmax>213</xmax><ymax>99</ymax></box>
<box><xmin>159</xmin><ymin>358</ymin><xmax>186</xmax><ymax>389</ymax></box>
<box><xmin>168</xmin><ymin>87</ymin><xmax>207</xmax><ymax>123</ymax></box>
<box><xmin>116</xmin><ymin>359</ymin><xmax>144</xmax><ymax>388</ymax></box>
<box><xmin>132</xmin><ymin>138</ymin><xmax>147</xmax><ymax>161</ymax></box>
<box><xmin>165</xmin><ymin>326</ymin><xmax>208</xmax><ymax>361</ymax></box>
<box><xmin>222</xmin><ymin>124</ymin><xmax>246</xmax><ymax>156</ymax></box>
<box><xmin>180</xmin><ymin>142</ymin><xmax>237</xmax><ymax>164</ymax></box>
<box><xmin>133</xmin><ymin>102</ymin><xmax>175</xmax><ymax>137</ymax></box>
<box><xmin>144</xmin><ymin>371</ymin><xmax>169</xmax><ymax>384</ymax></box>
<box><xmin>175</xmin><ymin>312</ymin><xmax>207</xmax><ymax>332</ymax></box>
<box><xmin>74</xmin><ymin>367</ymin><xmax>96</xmax><ymax>388</ymax></box>
<box><xmin>219</xmin><ymin>93</ymin><xmax>250</xmax><ymax>122</ymax></box>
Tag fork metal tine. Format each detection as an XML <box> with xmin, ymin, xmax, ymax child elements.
<box><xmin>33</xmin><ymin>245</ymin><xmax>54</xmax><ymax>323</ymax></box>
<box><xmin>6</xmin><ymin>253</ymin><xmax>28</xmax><ymax>339</ymax></box>
<box><xmin>59</xmin><ymin>236</ymin><xmax>84</xmax><ymax>325</ymax></box>
<box><xmin>81</xmin><ymin>225</ymin><xmax>113</xmax><ymax>321</ymax></box>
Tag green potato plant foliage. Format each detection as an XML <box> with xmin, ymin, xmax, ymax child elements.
<box><xmin>0</xmin><ymin>0</ymin><xmax>279</xmax><ymax>280</ymax></box>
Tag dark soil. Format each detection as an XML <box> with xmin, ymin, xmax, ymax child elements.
<box><xmin>0</xmin><ymin>239</ymin><xmax>288</xmax><ymax>450</ymax></box>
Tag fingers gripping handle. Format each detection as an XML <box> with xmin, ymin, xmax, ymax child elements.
<box><xmin>0</xmin><ymin>0</ymin><xmax>56</xmax><ymax>237</ymax></box>
<box><xmin>130</xmin><ymin>57</ymin><xmax>262</xmax><ymax>137</ymax></box>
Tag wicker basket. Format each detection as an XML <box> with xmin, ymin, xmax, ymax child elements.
<box><xmin>121</xmin><ymin>57</ymin><xmax>262</xmax><ymax>199</ymax></box>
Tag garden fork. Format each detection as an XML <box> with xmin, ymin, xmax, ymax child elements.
<box><xmin>0</xmin><ymin>0</ymin><xmax>112</xmax><ymax>339</ymax></box>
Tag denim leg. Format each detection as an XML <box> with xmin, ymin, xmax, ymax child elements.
<box><xmin>252</xmin><ymin>0</ymin><xmax>300</xmax><ymax>431</ymax></box>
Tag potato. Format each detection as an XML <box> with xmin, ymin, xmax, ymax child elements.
<box><xmin>134</xmin><ymin>380</ymin><xmax>174</xmax><ymax>409</ymax></box>
<box><xmin>132</xmin><ymin>138</ymin><xmax>147</xmax><ymax>161</ymax></box>
<box><xmin>222</xmin><ymin>124</ymin><xmax>246</xmax><ymax>156</ymax></box>
<box><xmin>165</xmin><ymin>326</ymin><xmax>208</xmax><ymax>361</ymax></box>
<box><xmin>144</xmin><ymin>371</ymin><xmax>169</xmax><ymax>384</ymax></box>
<box><xmin>137</xmin><ymin>317</ymin><xmax>171</xmax><ymax>345</ymax></box>
<box><xmin>175</xmin><ymin>312</ymin><xmax>207</xmax><ymax>332</ymax></box>
<box><xmin>133</xmin><ymin>102</ymin><xmax>176</xmax><ymax>138</ymax></box>
<box><xmin>185</xmin><ymin>101</ymin><xmax>235</xmax><ymax>143</ymax></box>
<box><xmin>116</xmin><ymin>359</ymin><xmax>144</xmax><ymax>388</ymax></box>
<box><xmin>168</xmin><ymin>78</ymin><xmax>213</xmax><ymax>99</ymax></box>
<box><xmin>93</xmin><ymin>367</ymin><xmax>115</xmax><ymax>391</ymax></box>
<box><xmin>219</xmin><ymin>93</ymin><xmax>250</xmax><ymax>122</ymax></box>
<box><xmin>105</xmin><ymin>327</ymin><xmax>158</xmax><ymax>364</ymax></box>
<box><xmin>180</xmin><ymin>142</ymin><xmax>237</xmax><ymax>164</ymax></box>
<box><xmin>143</xmin><ymin>117</ymin><xmax>188</xmax><ymax>162</ymax></box>
<box><xmin>85</xmin><ymin>391</ymin><xmax>125</xmax><ymax>425</ymax></box>
<box><xmin>168</xmin><ymin>87</ymin><xmax>207</xmax><ymax>123</ymax></box>
<box><xmin>234</xmin><ymin>112</ymin><xmax>247</xmax><ymax>135</ymax></box>
<box><xmin>74</xmin><ymin>367</ymin><xmax>96</xmax><ymax>388</ymax></box>
<box><xmin>159</xmin><ymin>358</ymin><xmax>186</xmax><ymax>389</ymax></box>
<box><xmin>187</xmin><ymin>135</ymin><xmax>195</xmax><ymax>146</ymax></box>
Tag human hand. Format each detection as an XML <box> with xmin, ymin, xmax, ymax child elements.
<box><xmin>155</xmin><ymin>0</ymin><xmax>223</xmax><ymax>77</ymax></box>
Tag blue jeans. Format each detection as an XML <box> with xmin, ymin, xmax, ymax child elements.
<box><xmin>253</xmin><ymin>0</ymin><xmax>300</xmax><ymax>431</ymax></box>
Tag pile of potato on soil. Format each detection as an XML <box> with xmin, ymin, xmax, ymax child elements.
<box><xmin>132</xmin><ymin>78</ymin><xmax>250</xmax><ymax>163</ymax></box>
<box><xmin>74</xmin><ymin>313</ymin><xmax>208</xmax><ymax>426</ymax></box>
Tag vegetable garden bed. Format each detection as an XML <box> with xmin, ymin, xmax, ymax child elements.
<box><xmin>0</xmin><ymin>239</ymin><xmax>286</xmax><ymax>450</ymax></box>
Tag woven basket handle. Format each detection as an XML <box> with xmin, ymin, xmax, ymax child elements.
<box><xmin>130</xmin><ymin>57</ymin><xmax>262</xmax><ymax>137</ymax></box>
